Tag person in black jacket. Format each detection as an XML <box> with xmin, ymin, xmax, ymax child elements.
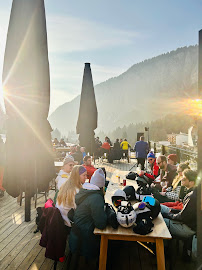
<box><xmin>69</xmin><ymin>168</ymin><xmax>107</xmax><ymax>260</ymax></box>
<box><xmin>162</xmin><ymin>169</ymin><xmax>197</xmax><ymax>238</ymax></box>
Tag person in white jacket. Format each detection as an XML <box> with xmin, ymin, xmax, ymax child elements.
<box><xmin>56</xmin><ymin>165</ymin><xmax>87</xmax><ymax>227</ymax></box>
<box><xmin>56</xmin><ymin>156</ymin><xmax>75</xmax><ymax>190</ymax></box>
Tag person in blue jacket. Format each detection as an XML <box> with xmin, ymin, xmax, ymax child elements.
<box><xmin>134</xmin><ymin>136</ymin><xmax>149</xmax><ymax>169</ymax></box>
<box><xmin>69</xmin><ymin>168</ymin><xmax>107</xmax><ymax>260</ymax></box>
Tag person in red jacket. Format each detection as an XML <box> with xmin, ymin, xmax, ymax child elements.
<box><xmin>139</xmin><ymin>152</ymin><xmax>159</xmax><ymax>183</ymax></box>
<box><xmin>83</xmin><ymin>155</ymin><xmax>97</xmax><ymax>182</ymax></box>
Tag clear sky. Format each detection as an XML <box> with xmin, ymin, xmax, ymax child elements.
<box><xmin>0</xmin><ymin>0</ymin><xmax>202</xmax><ymax>114</ymax></box>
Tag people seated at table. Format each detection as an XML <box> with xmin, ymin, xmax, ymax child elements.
<box><xmin>134</xmin><ymin>136</ymin><xmax>149</xmax><ymax>170</ymax></box>
<box><xmin>70</xmin><ymin>145</ymin><xmax>76</xmax><ymax>155</ymax></box>
<box><xmin>139</xmin><ymin>152</ymin><xmax>159</xmax><ymax>183</ymax></box>
<box><xmin>55</xmin><ymin>156</ymin><xmax>75</xmax><ymax>190</ymax></box>
<box><xmin>120</xmin><ymin>138</ymin><xmax>131</xmax><ymax>159</ymax></box>
<box><xmin>56</xmin><ymin>165</ymin><xmax>87</xmax><ymax>228</ymax></box>
<box><xmin>152</xmin><ymin>161</ymin><xmax>190</xmax><ymax>203</ymax></box>
<box><xmin>53</xmin><ymin>137</ymin><xmax>60</xmax><ymax>146</ymax></box>
<box><xmin>59</xmin><ymin>138</ymin><xmax>67</xmax><ymax>147</ymax></box>
<box><xmin>69</xmin><ymin>168</ymin><xmax>107</xmax><ymax>260</ymax></box>
<box><xmin>156</xmin><ymin>155</ymin><xmax>177</xmax><ymax>189</ymax></box>
<box><xmin>167</xmin><ymin>154</ymin><xmax>178</xmax><ymax>167</ymax></box>
<box><xmin>162</xmin><ymin>169</ymin><xmax>197</xmax><ymax>239</ymax></box>
<box><xmin>83</xmin><ymin>155</ymin><xmax>97</xmax><ymax>181</ymax></box>
<box><xmin>71</xmin><ymin>145</ymin><xmax>83</xmax><ymax>164</ymax></box>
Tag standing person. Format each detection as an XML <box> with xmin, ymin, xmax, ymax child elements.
<box><xmin>56</xmin><ymin>165</ymin><xmax>87</xmax><ymax>228</ymax></box>
<box><xmin>105</xmin><ymin>136</ymin><xmax>112</xmax><ymax>146</ymax></box>
<box><xmin>80</xmin><ymin>147</ymin><xmax>86</xmax><ymax>164</ymax></box>
<box><xmin>114</xmin><ymin>139</ymin><xmax>120</xmax><ymax>150</ymax></box>
<box><xmin>120</xmin><ymin>139</ymin><xmax>131</xmax><ymax>161</ymax></box>
<box><xmin>69</xmin><ymin>168</ymin><xmax>107</xmax><ymax>260</ymax></box>
<box><xmin>101</xmin><ymin>139</ymin><xmax>111</xmax><ymax>157</ymax></box>
<box><xmin>83</xmin><ymin>155</ymin><xmax>97</xmax><ymax>181</ymax></box>
<box><xmin>134</xmin><ymin>136</ymin><xmax>149</xmax><ymax>169</ymax></box>
<box><xmin>95</xmin><ymin>137</ymin><xmax>102</xmax><ymax>158</ymax></box>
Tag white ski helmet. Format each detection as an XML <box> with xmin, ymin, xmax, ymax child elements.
<box><xmin>117</xmin><ymin>201</ymin><xmax>137</xmax><ymax>228</ymax></box>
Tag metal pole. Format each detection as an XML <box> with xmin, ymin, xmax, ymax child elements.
<box><xmin>197</xmin><ymin>29</ymin><xmax>202</xmax><ymax>269</ymax></box>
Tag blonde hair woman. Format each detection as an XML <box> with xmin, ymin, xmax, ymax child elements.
<box><xmin>56</xmin><ymin>165</ymin><xmax>87</xmax><ymax>227</ymax></box>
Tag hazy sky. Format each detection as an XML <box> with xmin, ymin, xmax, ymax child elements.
<box><xmin>0</xmin><ymin>0</ymin><xmax>202</xmax><ymax>114</ymax></box>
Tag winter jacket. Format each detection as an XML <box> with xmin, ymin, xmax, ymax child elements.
<box><xmin>69</xmin><ymin>183</ymin><xmax>107</xmax><ymax>259</ymax></box>
<box><xmin>83</xmin><ymin>165</ymin><xmax>97</xmax><ymax>181</ymax></box>
<box><xmin>160</xmin><ymin>164</ymin><xmax>177</xmax><ymax>188</ymax></box>
<box><xmin>102</xmin><ymin>141</ymin><xmax>111</xmax><ymax>150</ymax></box>
<box><xmin>120</xmin><ymin>141</ymin><xmax>131</xmax><ymax>150</ymax></box>
<box><xmin>163</xmin><ymin>187</ymin><xmax>197</xmax><ymax>231</ymax></box>
<box><xmin>145</xmin><ymin>159</ymin><xmax>159</xmax><ymax>180</ymax></box>
<box><xmin>134</xmin><ymin>141</ymin><xmax>149</xmax><ymax>158</ymax></box>
<box><xmin>39</xmin><ymin>207</ymin><xmax>68</xmax><ymax>260</ymax></box>
<box><xmin>55</xmin><ymin>170</ymin><xmax>70</xmax><ymax>190</ymax></box>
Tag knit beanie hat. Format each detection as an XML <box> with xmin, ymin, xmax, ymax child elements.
<box><xmin>63</xmin><ymin>155</ymin><xmax>75</xmax><ymax>165</ymax></box>
<box><xmin>90</xmin><ymin>168</ymin><xmax>105</xmax><ymax>188</ymax></box>
<box><xmin>147</xmin><ymin>152</ymin><xmax>155</xmax><ymax>159</ymax></box>
<box><xmin>79</xmin><ymin>166</ymin><xmax>87</xmax><ymax>175</ymax></box>
<box><xmin>167</xmin><ymin>154</ymin><xmax>177</xmax><ymax>163</ymax></box>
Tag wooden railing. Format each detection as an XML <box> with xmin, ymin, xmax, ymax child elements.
<box><xmin>150</xmin><ymin>141</ymin><xmax>197</xmax><ymax>169</ymax></box>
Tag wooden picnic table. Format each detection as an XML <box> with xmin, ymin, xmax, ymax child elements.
<box><xmin>94</xmin><ymin>170</ymin><xmax>172</xmax><ymax>270</ymax></box>
<box><xmin>54</xmin><ymin>147</ymin><xmax>71</xmax><ymax>152</ymax></box>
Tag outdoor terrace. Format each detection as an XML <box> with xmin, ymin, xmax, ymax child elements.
<box><xmin>0</xmin><ymin>160</ymin><xmax>197</xmax><ymax>270</ymax></box>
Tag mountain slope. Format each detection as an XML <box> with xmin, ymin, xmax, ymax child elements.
<box><xmin>49</xmin><ymin>45</ymin><xmax>198</xmax><ymax>136</ymax></box>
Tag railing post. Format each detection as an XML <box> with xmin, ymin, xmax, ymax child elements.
<box><xmin>161</xmin><ymin>145</ymin><xmax>165</xmax><ymax>155</ymax></box>
<box><xmin>176</xmin><ymin>149</ymin><xmax>181</xmax><ymax>164</ymax></box>
<box><xmin>154</xmin><ymin>143</ymin><xmax>156</xmax><ymax>154</ymax></box>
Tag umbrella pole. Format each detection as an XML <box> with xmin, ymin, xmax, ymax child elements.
<box><xmin>25</xmin><ymin>186</ymin><xmax>31</xmax><ymax>222</ymax></box>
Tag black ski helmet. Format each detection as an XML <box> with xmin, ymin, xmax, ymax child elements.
<box><xmin>142</xmin><ymin>196</ymin><xmax>161</xmax><ymax>219</ymax></box>
<box><xmin>123</xmin><ymin>186</ymin><xmax>136</xmax><ymax>201</ymax></box>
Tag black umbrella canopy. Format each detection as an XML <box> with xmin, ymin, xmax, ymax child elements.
<box><xmin>76</xmin><ymin>63</ymin><xmax>98</xmax><ymax>154</ymax></box>
<box><xmin>2</xmin><ymin>0</ymin><xmax>55</xmax><ymax>198</ymax></box>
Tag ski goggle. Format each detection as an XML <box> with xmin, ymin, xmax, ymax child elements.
<box><xmin>112</xmin><ymin>199</ymin><xmax>123</xmax><ymax>207</ymax></box>
<box><xmin>112</xmin><ymin>196</ymin><xmax>125</xmax><ymax>208</ymax></box>
<box><xmin>142</xmin><ymin>196</ymin><xmax>155</xmax><ymax>206</ymax></box>
<box><xmin>138</xmin><ymin>202</ymin><xmax>147</xmax><ymax>210</ymax></box>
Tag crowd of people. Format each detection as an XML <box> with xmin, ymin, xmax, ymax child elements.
<box><xmin>137</xmin><ymin>151</ymin><xmax>197</xmax><ymax>241</ymax></box>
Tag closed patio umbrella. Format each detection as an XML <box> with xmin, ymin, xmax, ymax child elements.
<box><xmin>2</xmin><ymin>0</ymin><xmax>55</xmax><ymax>221</ymax></box>
<box><xmin>76</xmin><ymin>63</ymin><xmax>98</xmax><ymax>154</ymax></box>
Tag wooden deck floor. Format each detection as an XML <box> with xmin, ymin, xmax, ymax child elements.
<box><xmin>0</xmin><ymin>159</ymin><xmax>197</xmax><ymax>270</ymax></box>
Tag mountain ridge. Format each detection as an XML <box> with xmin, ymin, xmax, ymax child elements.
<box><xmin>49</xmin><ymin>45</ymin><xmax>198</xmax><ymax>136</ymax></box>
